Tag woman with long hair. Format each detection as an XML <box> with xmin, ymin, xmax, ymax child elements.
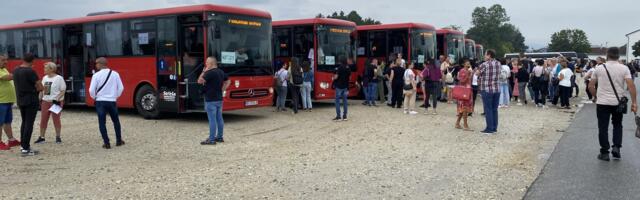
<box><xmin>455</xmin><ymin>60</ymin><xmax>473</xmax><ymax>131</ymax></box>
<box><xmin>402</xmin><ymin>62</ymin><xmax>418</xmax><ymax>114</ymax></box>
<box><xmin>300</xmin><ymin>61</ymin><xmax>313</xmax><ymax>111</ymax></box>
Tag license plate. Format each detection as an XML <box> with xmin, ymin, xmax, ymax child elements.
<box><xmin>245</xmin><ymin>101</ymin><xmax>258</xmax><ymax>106</ymax></box>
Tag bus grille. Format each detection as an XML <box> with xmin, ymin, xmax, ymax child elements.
<box><xmin>229</xmin><ymin>89</ymin><xmax>269</xmax><ymax>99</ymax></box>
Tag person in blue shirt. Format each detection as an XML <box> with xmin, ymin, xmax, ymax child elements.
<box><xmin>300</xmin><ymin>61</ymin><xmax>314</xmax><ymax>111</ymax></box>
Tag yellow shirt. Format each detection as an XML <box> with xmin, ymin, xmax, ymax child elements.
<box><xmin>0</xmin><ymin>68</ymin><xmax>16</xmax><ymax>103</ymax></box>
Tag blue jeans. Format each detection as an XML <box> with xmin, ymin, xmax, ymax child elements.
<box><xmin>276</xmin><ymin>86</ymin><xmax>288</xmax><ymax>110</ymax></box>
<box><xmin>365</xmin><ymin>82</ymin><xmax>378</xmax><ymax>104</ymax></box>
<box><xmin>205</xmin><ymin>101</ymin><xmax>224</xmax><ymax>141</ymax></box>
<box><xmin>300</xmin><ymin>82</ymin><xmax>313</xmax><ymax>109</ymax></box>
<box><xmin>481</xmin><ymin>91</ymin><xmax>500</xmax><ymax>132</ymax></box>
<box><xmin>335</xmin><ymin>88</ymin><xmax>348</xmax><ymax>118</ymax></box>
<box><xmin>95</xmin><ymin>101</ymin><xmax>122</xmax><ymax>144</ymax></box>
<box><xmin>499</xmin><ymin>83</ymin><xmax>510</xmax><ymax>106</ymax></box>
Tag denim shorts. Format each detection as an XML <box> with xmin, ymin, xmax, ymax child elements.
<box><xmin>0</xmin><ymin>103</ymin><xmax>13</xmax><ymax>124</ymax></box>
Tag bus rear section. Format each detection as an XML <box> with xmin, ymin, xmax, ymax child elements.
<box><xmin>0</xmin><ymin>4</ymin><xmax>274</xmax><ymax>119</ymax></box>
<box><xmin>356</xmin><ymin>23</ymin><xmax>437</xmax><ymax>96</ymax></box>
<box><xmin>475</xmin><ymin>44</ymin><xmax>484</xmax><ymax>61</ymax></box>
<box><xmin>464</xmin><ymin>39</ymin><xmax>476</xmax><ymax>61</ymax></box>
<box><xmin>272</xmin><ymin>18</ymin><xmax>358</xmax><ymax>100</ymax></box>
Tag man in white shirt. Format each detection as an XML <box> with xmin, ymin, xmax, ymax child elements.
<box><xmin>89</xmin><ymin>57</ymin><xmax>125</xmax><ymax>149</ymax></box>
<box><xmin>588</xmin><ymin>47</ymin><xmax>638</xmax><ymax>161</ymax></box>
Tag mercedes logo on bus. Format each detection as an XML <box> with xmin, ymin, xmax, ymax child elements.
<box><xmin>247</xmin><ymin>89</ymin><xmax>255</xmax><ymax>97</ymax></box>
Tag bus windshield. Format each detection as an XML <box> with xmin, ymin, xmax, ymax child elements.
<box><xmin>411</xmin><ymin>29</ymin><xmax>436</xmax><ymax>66</ymax></box>
<box><xmin>207</xmin><ymin>13</ymin><xmax>272</xmax><ymax>76</ymax></box>
<box><xmin>316</xmin><ymin>25</ymin><xmax>354</xmax><ymax>72</ymax></box>
<box><xmin>446</xmin><ymin>34</ymin><xmax>464</xmax><ymax>63</ymax></box>
<box><xmin>465</xmin><ymin>42</ymin><xmax>475</xmax><ymax>59</ymax></box>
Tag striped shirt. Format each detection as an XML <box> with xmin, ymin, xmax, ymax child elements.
<box><xmin>478</xmin><ymin>59</ymin><xmax>501</xmax><ymax>93</ymax></box>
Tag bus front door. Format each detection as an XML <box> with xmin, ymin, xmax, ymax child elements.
<box><xmin>178</xmin><ymin>24</ymin><xmax>205</xmax><ymax>112</ymax></box>
<box><xmin>62</xmin><ymin>24</ymin><xmax>91</xmax><ymax>105</ymax></box>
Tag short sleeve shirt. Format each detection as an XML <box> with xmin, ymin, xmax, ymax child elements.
<box><xmin>558</xmin><ymin>68</ymin><xmax>573</xmax><ymax>87</ymax></box>
<box><xmin>13</xmin><ymin>66</ymin><xmax>39</xmax><ymax>106</ymax></box>
<box><xmin>0</xmin><ymin>68</ymin><xmax>16</xmax><ymax>103</ymax></box>
<box><xmin>202</xmin><ymin>68</ymin><xmax>228</xmax><ymax>102</ymax></box>
<box><xmin>334</xmin><ymin>65</ymin><xmax>351</xmax><ymax>89</ymax></box>
<box><xmin>592</xmin><ymin>62</ymin><xmax>632</xmax><ymax>106</ymax></box>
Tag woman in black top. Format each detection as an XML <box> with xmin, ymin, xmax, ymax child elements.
<box><xmin>389</xmin><ymin>59</ymin><xmax>406</xmax><ymax>108</ymax></box>
<box><xmin>516</xmin><ymin>60</ymin><xmax>530</xmax><ymax>105</ymax></box>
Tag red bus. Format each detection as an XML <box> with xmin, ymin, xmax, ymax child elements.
<box><xmin>356</xmin><ymin>23</ymin><xmax>437</xmax><ymax>72</ymax></box>
<box><xmin>272</xmin><ymin>18</ymin><xmax>358</xmax><ymax>99</ymax></box>
<box><xmin>475</xmin><ymin>44</ymin><xmax>484</xmax><ymax>61</ymax></box>
<box><xmin>464</xmin><ymin>38</ymin><xmax>476</xmax><ymax>60</ymax></box>
<box><xmin>0</xmin><ymin>4</ymin><xmax>274</xmax><ymax>118</ymax></box>
<box><xmin>436</xmin><ymin>28</ymin><xmax>465</xmax><ymax>64</ymax></box>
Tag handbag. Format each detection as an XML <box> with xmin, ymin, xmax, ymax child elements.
<box><xmin>603</xmin><ymin>64</ymin><xmax>629</xmax><ymax>114</ymax></box>
<box><xmin>403</xmin><ymin>83</ymin><xmax>413</xmax><ymax>90</ymax></box>
<box><xmin>452</xmin><ymin>85</ymin><xmax>472</xmax><ymax>101</ymax></box>
<box><xmin>635</xmin><ymin>113</ymin><xmax>640</xmax><ymax>139</ymax></box>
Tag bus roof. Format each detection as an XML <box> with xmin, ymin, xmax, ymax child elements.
<box><xmin>0</xmin><ymin>4</ymin><xmax>271</xmax><ymax>30</ymax></box>
<box><xmin>356</xmin><ymin>23</ymin><xmax>436</xmax><ymax>31</ymax></box>
<box><xmin>273</xmin><ymin>18</ymin><xmax>356</xmax><ymax>27</ymax></box>
<box><xmin>436</xmin><ymin>28</ymin><xmax>464</xmax><ymax>35</ymax></box>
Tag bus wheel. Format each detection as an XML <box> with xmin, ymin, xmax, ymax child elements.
<box><xmin>135</xmin><ymin>85</ymin><xmax>160</xmax><ymax>119</ymax></box>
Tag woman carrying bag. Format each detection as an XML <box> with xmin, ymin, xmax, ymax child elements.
<box><xmin>402</xmin><ymin>62</ymin><xmax>418</xmax><ymax>115</ymax></box>
<box><xmin>453</xmin><ymin>60</ymin><xmax>473</xmax><ymax>131</ymax></box>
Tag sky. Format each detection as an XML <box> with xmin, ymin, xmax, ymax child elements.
<box><xmin>1</xmin><ymin>0</ymin><xmax>639</xmax><ymax>50</ymax></box>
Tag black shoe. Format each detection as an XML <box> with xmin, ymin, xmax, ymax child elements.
<box><xmin>362</xmin><ymin>102</ymin><xmax>368</xmax><ymax>106</ymax></box>
<box><xmin>103</xmin><ymin>143</ymin><xmax>111</xmax><ymax>149</ymax></box>
<box><xmin>342</xmin><ymin>116</ymin><xmax>348</xmax><ymax>121</ymax></box>
<box><xmin>597</xmin><ymin>153</ymin><xmax>610</xmax><ymax>161</ymax></box>
<box><xmin>387</xmin><ymin>104</ymin><xmax>393</xmax><ymax>107</ymax></box>
<box><xmin>524</xmin><ymin>100</ymin><xmax>528</xmax><ymax>105</ymax></box>
<box><xmin>332</xmin><ymin>117</ymin><xmax>341</xmax><ymax>121</ymax></box>
<box><xmin>200</xmin><ymin>139</ymin><xmax>216</xmax><ymax>145</ymax></box>
<box><xmin>116</xmin><ymin>140</ymin><xmax>125</xmax><ymax>146</ymax></box>
<box><xmin>468</xmin><ymin>113</ymin><xmax>473</xmax><ymax>117</ymax></box>
<box><xmin>611</xmin><ymin>147</ymin><xmax>621</xmax><ymax>159</ymax></box>
<box><xmin>214</xmin><ymin>138</ymin><xmax>225</xmax><ymax>143</ymax></box>
<box><xmin>480</xmin><ymin>113</ymin><xmax>485</xmax><ymax>116</ymax></box>
<box><xmin>34</xmin><ymin>137</ymin><xmax>45</xmax><ymax>144</ymax></box>
<box><xmin>55</xmin><ymin>137</ymin><xmax>62</xmax><ymax>144</ymax></box>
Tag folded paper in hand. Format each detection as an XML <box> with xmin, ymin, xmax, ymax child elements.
<box><xmin>49</xmin><ymin>104</ymin><xmax>62</xmax><ymax>114</ymax></box>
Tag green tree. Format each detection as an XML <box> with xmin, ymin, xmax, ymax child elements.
<box><xmin>316</xmin><ymin>10</ymin><xmax>381</xmax><ymax>25</ymax></box>
<box><xmin>548</xmin><ymin>29</ymin><xmax>591</xmax><ymax>53</ymax></box>
<box><xmin>466</xmin><ymin>4</ymin><xmax>527</xmax><ymax>57</ymax></box>
<box><xmin>632</xmin><ymin>40</ymin><xmax>640</xmax><ymax>57</ymax></box>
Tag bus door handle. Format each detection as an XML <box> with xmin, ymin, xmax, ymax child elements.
<box><xmin>179</xmin><ymin>78</ymin><xmax>188</xmax><ymax>98</ymax></box>
<box><xmin>66</xmin><ymin>77</ymin><xmax>74</xmax><ymax>93</ymax></box>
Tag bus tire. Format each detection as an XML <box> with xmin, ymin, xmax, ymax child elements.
<box><xmin>135</xmin><ymin>85</ymin><xmax>160</xmax><ymax>119</ymax></box>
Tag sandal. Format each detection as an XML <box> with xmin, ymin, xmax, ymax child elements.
<box><xmin>455</xmin><ymin>125</ymin><xmax>463</xmax><ymax>129</ymax></box>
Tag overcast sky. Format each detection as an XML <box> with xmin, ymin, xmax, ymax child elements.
<box><xmin>1</xmin><ymin>0</ymin><xmax>639</xmax><ymax>49</ymax></box>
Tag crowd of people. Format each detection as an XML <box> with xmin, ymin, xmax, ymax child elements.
<box><xmin>0</xmin><ymin>54</ymin><xmax>125</xmax><ymax>156</ymax></box>
<box><xmin>2</xmin><ymin>47</ymin><xmax>637</xmax><ymax>161</ymax></box>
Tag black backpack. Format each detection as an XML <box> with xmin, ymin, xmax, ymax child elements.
<box><xmin>292</xmin><ymin>70</ymin><xmax>303</xmax><ymax>85</ymax></box>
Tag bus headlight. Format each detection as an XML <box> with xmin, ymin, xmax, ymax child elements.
<box><xmin>269</xmin><ymin>87</ymin><xmax>274</xmax><ymax>94</ymax></box>
<box><xmin>320</xmin><ymin>82</ymin><xmax>330</xmax><ymax>89</ymax></box>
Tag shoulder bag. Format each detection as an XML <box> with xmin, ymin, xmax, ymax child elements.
<box><xmin>603</xmin><ymin>64</ymin><xmax>629</xmax><ymax>114</ymax></box>
<box><xmin>96</xmin><ymin>69</ymin><xmax>112</xmax><ymax>95</ymax></box>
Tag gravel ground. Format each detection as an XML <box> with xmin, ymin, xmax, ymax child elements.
<box><xmin>0</xmin><ymin>89</ymin><xmax>582</xmax><ymax>199</ymax></box>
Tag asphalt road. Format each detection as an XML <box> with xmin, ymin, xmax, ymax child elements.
<box><xmin>525</xmin><ymin>103</ymin><xmax>640</xmax><ymax>200</ymax></box>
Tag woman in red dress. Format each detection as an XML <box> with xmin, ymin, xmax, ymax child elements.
<box><xmin>455</xmin><ymin>60</ymin><xmax>473</xmax><ymax>131</ymax></box>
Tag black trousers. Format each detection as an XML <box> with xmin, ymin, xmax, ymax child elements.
<box><xmin>391</xmin><ymin>82</ymin><xmax>404</xmax><ymax>108</ymax></box>
<box><xmin>19</xmin><ymin>105</ymin><xmax>38</xmax><ymax>151</ymax></box>
<box><xmin>289</xmin><ymin>85</ymin><xmax>300</xmax><ymax>113</ymax></box>
<box><xmin>596</xmin><ymin>105</ymin><xmax>623</xmax><ymax>154</ymax></box>
<box><xmin>559</xmin><ymin>85</ymin><xmax>571</xmax><ymax>107</ymax></box>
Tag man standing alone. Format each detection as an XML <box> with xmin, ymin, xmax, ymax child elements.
<box><xmin>476</xmin><ymin>50</ymin><xmax>501</xmax><ymax>134</ymax></box>
<box><xmin>89</xmin><ymin>57</ymin><xmax>125</xmax><ymax>149</ymax></box>
<box><xmin>13</xmin><ymin>53</ymin><xmax>43</xmax><ymax>156</ymax></box>
<box><xmin>333</xmin><ymin>57</ymin><xmax>351</xmax><ymax>121</ymax></box>
<box><xmin>588</xmin><ymin>47</ymin><xmax>637</xmax><ymax>161</ymax></box>
<box><xmin>198</xmin><ymin>57</ymin><xmax>230</xmax><ymax>145</ymax></box>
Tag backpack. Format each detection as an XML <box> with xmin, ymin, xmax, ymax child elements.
<box><xmin>499</xmin><ymin>67</ymin><xmax>509</xmax><ymax>82</ymax></box>
<box><xmin>444</xmin><ymin>68</ymin><xmax>454</xmax><ymax>84</ymax></box>
<box><xmin>292</xmin><ymin>70</ymin><xmax>303</xmax><ymax>85</ymax></box>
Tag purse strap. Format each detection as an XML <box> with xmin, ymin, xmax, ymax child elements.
<box><xmin>602</xmin><ymin>64</ymin><xmax>622</xmax><ymax>104</ymax></box>
<box><xmin>96</xmin><ymin>69</ymin><xmax>112</xmax><ymax>95</ymax></box>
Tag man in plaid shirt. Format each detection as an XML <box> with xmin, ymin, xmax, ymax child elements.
<box><xmin>476</xmin><ymin>49</ymin><xmax>501</xmax><ymax>134</ymax></box>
